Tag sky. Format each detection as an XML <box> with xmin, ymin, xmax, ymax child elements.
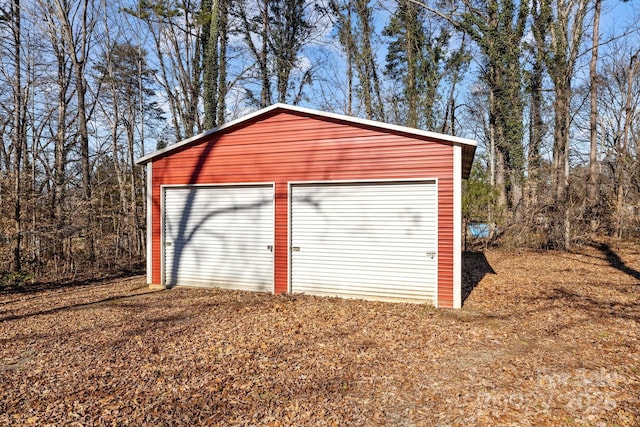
<box><xmin>119</xmin><ymin>0</ymin><xmax>640</xmax><ymax>155</ymax></box>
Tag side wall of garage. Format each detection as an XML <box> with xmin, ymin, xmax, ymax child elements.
<box><xmin>149</xmin><ymin>110</ymin><xmax>457</xmax><ymax>307</ymax></box>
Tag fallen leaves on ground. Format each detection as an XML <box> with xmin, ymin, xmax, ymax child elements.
<box><xmin>1</xmin><ymin>241</ymin><xmax>639</xmax><ymax>426</ymax></box>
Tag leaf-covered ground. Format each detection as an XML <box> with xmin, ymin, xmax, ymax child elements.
<box><xmin>1</xmin><ymin>242</ymin><xmax>639</xmax><ymax>426</ymax></box>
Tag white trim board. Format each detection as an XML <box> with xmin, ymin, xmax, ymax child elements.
<box><xmin>146</xmin><ymin>163</ymin><xmax>153</xmax><ymax>284</ymax></box>
<box><xmin>453</xmin><ymin>145</ymin><xmax>462</xmax><ymax>309</ymax></box>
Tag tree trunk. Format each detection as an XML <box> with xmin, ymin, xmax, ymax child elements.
<box><xmin>495</xmin><ymin>148</ymin><xmax>507</xmax><ymax>210</ymax></box>
<box><xmin>149</xmin><ymin>28</ymin><xmax>183</xmax><ymax>141</ymax></box>
<box><xmin>346</xmin><ymin>2</ymin><xmax>353</xmax><ymax>115</ymax></box>
<box><xmin>55</xmin><ymin>0</ymin><xmax>93</xmax><ymax>202</ymax></box>
<box><xmin>545</xmin><ymin>0</ymin><xmax>589</xmax><ymax>249</ymax></box>
<box><xmin>353</xmin><ymin>0</ymin><xmax>380</xmax><ymax>120</ymax></box>
<box><xmin>190</xmin><ymin>11</ymin><xmax>203</xmax><ymax>136</ymax></box>
<box><xmin>111</xmin><ymin>119</ymin><xmax>128</xmax><ymax>254</ymax></box>
<box><xmin>75</xmin><ymin>0</ymin><xmax>94</xmax><ymax>260</ymax></box>
<box><xmin>54</xmin><ymin>0</ymin><xmax>95</xmax><ymax>261</ymax></box>
<box><xmin>203</xmin><ymin>0</ymin><xmax>220</xmax><ymax>129</ymax></box>
<box><xmin>527</xmin><ymin>47</ymin><xmax>544</xmax><ymax>209</ymax></box>
<box><xmin>260</xmin><ymin>1</ymin><xmax>271</xmax><ymax>107</ymax></box>
<box><xmin>404</xmin><ymin>0</ymin><xmax>417</xmax><ymax>128</ymax></box>
<box><xmin>216</xmin><ymin>0</ymin><xmax>228</xmax><ymax>125</ymax></box>
<box><xmin>75</xmin><ymin>66</ymin><xmax>91</xmax><ymax>202</ymax></box>
<box><xmin>553</xmin><ymin>82</ymin><xmax>571</xmax><ymax>247</ymax></box>
<box><xmin>510</xmin><ymin>169</ymin><xmax>523</xmax><ymax>222</ymax></box>
<box><xmin>12</xmin><ymin>0</ymin><xmax>23</xmax><ymax>272</ymax></box>
<box><xmin>617</xmin><ymin>51</ymin><xmax>639</xmax><ymax>238</ymax></box>
<box><xmin>126</xmin><ymin>120</ymin><xmax>140</xmax><ymax>257</ymax></box>
<box><xmin>53</xmin><ymin>54</ymin><xmax>68</xmax><ymax>264</ymax></box>
<box><xmin>103</xmin><ymin>41</ymin><xmax>129</xmax><ymax>257</ymax></box>
<box><xmin>587</xmin><ymin>0</ymin><xmax>601</xmax><ymax>231</ymax></box>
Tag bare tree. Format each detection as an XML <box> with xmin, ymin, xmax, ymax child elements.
<box><xmin>232</xmin><ymin>0</ymin><xmax>316</xmax><ymax>108</ymax></box>
<box><xmin>329</xmin><ymin>0</ymin><xmax>354</xmax><ymax>115</ymax></box>
<box><xmin>384</xmin><ymin>0</ymin><xmax>451</xmax><ymax>129</ymax></box>
<box><xmin>537</xmin><ymin>0</ymin><xmax>589</xmax><ymax>248</ymax></box>
<box><xmin>37</xmin><ymin>0</ymin><xmax>75</xmax><ymax>266</ymax></box>
<box><xmin>0</xmin><ymin>0</ymin><xmax>27</xmax><ymax>271</ymax></box>
<box><xmin>587</xmin><ymin>0</ymin><xmax>602</xmax><ymax>226</ymax></box>
<box><xmin>129</xmin><ymin>0</ymin><xmax>203</xmax><ymax>139</ymax></box>
<box><xmin>597</xmin><ymin>41</ymin><xmax>640</xmax><ymax>238</ymax></box>
<box><xmin>615</xmin><ymin>49</ymin><xmax>639</xmax><ymax>237</ymax></box>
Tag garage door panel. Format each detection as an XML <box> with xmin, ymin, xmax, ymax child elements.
<box><xmin>164</xmin><ymin>277</ymin><xmax>269</xmax><ymax>293</ymax></box>
<box><xmin>294</xmin><ymin>261</ymin><xmax>435</xmax><ymax>281</ymax></box>
<box><xmin>292</xmin><ymin>248</ymin><xmax>436</xmax><ymax>260</ymax></box>
<box><xmin>298</xmin><ymin>281</ymin><xmax>434</xmax><ymax>294</ymax></box>
<box><xmin>297</xmin><ymin>284</ymin><xmax>435</xmax><ymax>300</ymax></box>
<box><xmin>169</xmin><ymin>255</ymin><xmax>272</xmax><ymax>270</ymax></box>
<box><xmin>290</xmin><ymin>181</ymin><xmax>437</xmax><ymax>303</ymax></box>
<box><xmin>172</xmin><ymin>237</ymin><xmax>272</xmax><ymax>251</ymax></box>
<box><xmin>163</xmin><ymin>185</ymin><xmax>273</xmax><ymax>291</ymax></box>
<box><xmin>293</xmin><ymin>273</ymin><xmax>436</xmax><ymax>289</ymax></box>
<box><xmin>292</xmin><ymin>224</ymin><xmax>437</xmax><ymax>232</ymax></box>
<box><xmin>291</xmin><ymin>257</ymin><xmax>437</xmax><ymax>271</ymax></box>
<box><xmin>292</xmin><ymin>229</ymin><xmax>437</xmax><ymax>241</ymax></box>
<box><xmin>292</xmin><ymin>236</ymin><xmax>436</xmax><ymax>246</ymax></box>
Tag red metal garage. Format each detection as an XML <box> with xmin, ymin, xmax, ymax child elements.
<box><xmin>136</xmin><ymin>104</ymin><xmax>476</xmax><ymax>308</ymax></box>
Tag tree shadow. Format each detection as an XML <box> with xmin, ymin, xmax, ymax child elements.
<box><xmin>542</xmin><ymin>286</ymin><xmax>640</xmax><ymax>322</ymax></box>
<box><xmin>590</xmin><ymin>241</ymin><xmax>640</xmax><ymax>283</ymax></box>
<box><xmin>462</xmin><ymin>251</ymin><xmax>496</xmax><ymax>305</ymax></box>
<box><xmin>0</xmin><ymin>265</ymin><xmax>145</xmax><ymax>296</ymax></box>
<box><xmin>0</xmin><ymin>289</ymin><xmax>161</xmax><ymax>323</ymax></box>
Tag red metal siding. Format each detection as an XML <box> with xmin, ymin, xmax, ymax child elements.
<box><xmin>150</xmin><ymin>111</ymin><xmax>456</xmax><ymax>306</ymax></box>
<box><xmin>274</xmin><ymin>182</ymin><xmax>289</xmax><ymax>294</ymax></box>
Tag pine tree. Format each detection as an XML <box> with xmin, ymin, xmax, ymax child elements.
<box><xmin>383</xmin><ymin>0</ymin><xmax>450</xmax><ymax>129</ymax></box>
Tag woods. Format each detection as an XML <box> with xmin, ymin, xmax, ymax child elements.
<box><xmin>1</xmin><ymin>0</ymin><xmax>639</xmax><ymax>280</ymax></box>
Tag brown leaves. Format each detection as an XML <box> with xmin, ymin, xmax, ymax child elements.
<box><xmin>1</xmin><ymin>244</ymin><xmax>639</xmax><ymax>425</ymax></box>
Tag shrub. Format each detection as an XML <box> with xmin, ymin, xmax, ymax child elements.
<box><xmin>0</xmin><ymin>271</ymin><xmax>34</xmax><ymax>290</ymax></box>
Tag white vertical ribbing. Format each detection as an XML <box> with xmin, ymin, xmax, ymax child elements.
<box><xmin>290</xmin><ymin>180</ymin><xmax>438</xmax><ymax>304</ymax></box>
<box><xmin>453</xmin><ymin>145</ymin><xmax>462</xmax><ymax>309</ymax></box>
<box><xmin>146</xmin><ymin>163</ymin><xmax>153</xmax><ymax>284</ymax></box>
<box><xmin>163</xmin><ymin>185</ymin><xmax>274</xmax><ymax>291</ymax></box>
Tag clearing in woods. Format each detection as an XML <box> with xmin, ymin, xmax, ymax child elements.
<box><xmin>1</xmin><ymin>241</ymin><xmax>638</xmax><ymax>425</ymax></box>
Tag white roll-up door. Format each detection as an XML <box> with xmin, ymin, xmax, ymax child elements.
<box><xmin>163</xmin><ymin>184</ymin><xmax>273</xmax><ymax>291</ymax></box>
<box><xmin>290</xmin><ymin>181</ymin><xmax>437</xmax><ymax>303</ymax></box>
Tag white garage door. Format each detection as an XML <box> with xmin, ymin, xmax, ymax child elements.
<box><xmin>163</xmin><ymin>185</ymin><xmax>273</xmax><ymax>291</ymax></box>
<box><xmin>290</xmin><ymin>181</ymin><xmax>438</xmax><ymax>303</ymax></box>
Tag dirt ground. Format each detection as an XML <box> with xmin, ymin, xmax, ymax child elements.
<box><xmin>1</xmin><ymin>241</ymin><xmax>639</xmax><ymax>426</ymax></box>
